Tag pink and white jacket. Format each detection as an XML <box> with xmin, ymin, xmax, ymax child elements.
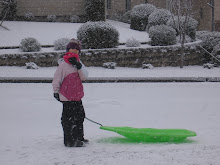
<box><xmin>52</xmin><ymin>59</ymin><xmax>88</xmax><ymax>101</ymax></box>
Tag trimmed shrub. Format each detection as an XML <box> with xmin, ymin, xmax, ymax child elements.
<box><xmin>54</xmin><ymin>38</ymin><xmax>70</xmax><ymax>51</ymax></box>
<box><xmin>212</xmin><ymin>43</ymin><xmax>220</xmax><ymax>56</ymax></box>
<box><xmin>147</xmin><ymin>9</ymin><xmax>172</xmax><ymax>31</ymax></box>
<box><xmin>197</xmin><ymin>31</ymin><xmax>220</xmax><ymax>53</ymax></box>
<box><xmin>176</xmin><ymin>35</ymin><xmax>193</xmax><ymax>44</ymax></box>
<box><xmin>85</xmin><ymin>0</ymin><xmax>105</xmax><ymax>21</ymax></box>
<box><xmin>149</xmin><ymin>25</ymin><xmax>176</xmax><ymax>46</ymax></box>
<box><xmin>1</xmin><ymin>0</ymin><xmax>17</xmax><ymax>20</ymax></box>
<box><xmin>109</xmin><ymin>13</ymin><xmax>122</xmax><ymax>21</ymax></box>
<box><xmin>167</xmin><ymin>16</ymin><xmax>198</xmax><ymax>40</ymax></box>
<box><xmin>70</xmin><ymin>15</ymin><xmax>80</xmax><ymax>23</ymax></box>
<box><xmin>77</xmin><ymin>21</ymin><xmax>119</xmax><ymax>49</ymax></box>
<box><xmin>126</xmin><ymin>38</ymin><xmax>141</xmax><ymax>47</ymax></box>
<box><xmin>196</xmin><ymin>31</ymin><xmax>220</xmax><ymax>62</ymax></box>
<box><xmin>24</xmin><ymin>12</ymin><xmax>34</xmax><ymax>21</ymax></box>
<box><xmin>196</xmin><ymin>30</ymin><xmax>209</xmax><ymax>39</ymax></box>
<box><xmin>19</xmin><ymin>37</ymin><xmax>41</xmax><ymax>52</ymax></box>
<box><xmin>130</xmin><ymin>4</ymin><xmax>156</xmax><ymax>31</ymax></box>
<box><xmin>121</xmin><ymin>10</ymin><xmax>131</xmax><ymax>24</ymax></box>
<box><xmin>47</xmin><ymin>15</ymin><xmax>56</xmax><ymax>22</ymax></box>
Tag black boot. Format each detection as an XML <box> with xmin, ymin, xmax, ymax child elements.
<box><xmin>78</xmin><ymin>138</ymin><xmax>89</xmax><ymax>143</ymax></box>
<box><xmin>65</xmin><ymin>140</ymin><xmax>84</xmax><ymax>147</ymax></box>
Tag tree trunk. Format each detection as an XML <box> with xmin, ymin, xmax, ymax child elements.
<box><xmin>180</xmin><ymin>42</ymin><xmax>184</xmax><ymax>68</ymax></box>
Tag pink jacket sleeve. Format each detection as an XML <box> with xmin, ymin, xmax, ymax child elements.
<box><xmin>52</xmin><ymin>64</ymin><xmax>64</xmax><ymax>93</ymax></box>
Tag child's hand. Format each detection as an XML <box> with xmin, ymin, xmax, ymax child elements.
<box><xmin>69</xmin><ymin>57</ymin><xmax>82</xmax><ymax>70</ymax></box>
<box><xmin>68</xmin><ymin>57</ymin><xmax>78</xmax><ymax>65</ymax></box>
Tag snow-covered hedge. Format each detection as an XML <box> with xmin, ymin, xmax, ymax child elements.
<box><xmin>70</xmin><ymin>15</ymin><xmax>80</xmax><ymax>23</ymax></box>
<box><xmin>19</xmin><ymin>37</ymin><xmax>41</xmax><ymax>52</ymax></box>
<box><xmin>85</xmin><ymin>0</ymin><xmax>105</xmax><ymax>21</ymax></box>
<box><xmin>147</xmin><ymin>9</ymin><xmax>172</xmax><ymax>31</ymax></box>
<box><xmin>130</xmin><ymin>4</ymin><xmax>156</xmax><ymax>31</ymax></box>
<box><xmin>167</xmin><ymin>16</ymin><xmax>198</xmax><ymax>40</ymax></box>
<box><xmin>47</xmin><ymin>15</ymin><xmax>56</xmax><ymax>22</ymax></box>
<box><xmin>77</xmin><ymin>21</ymin><xmax>119</xmax><ymax>49</ymax></box>
<box><xmin>53</xmin><ymin>38</ymin><xmax>70</xmax><ymax>51</ymax></box>
<box><xmin>196</xmin><ymin>31</ymin><xmax>220</xmax><ymax>52</ymax></box>
<box><xmin>126</xmin><ymin>38</ymin><xmax>141</xmax><ymax>47</ymax></box>
<box><xmin>149</xmin><ymin>25</ymin><xmax>176</xmax><ymax>46</ymax></box>
<box><xmin>196</xmin><ymin>31</ymin><xmax>220</xmax><ymax>62</ymax></box>
<box><xmin>176</xmin><ymin>35</ymin><xmax>193</xmax><ymax>44</ymax></box>
<box><xmin>24</xmin><ymin>12</ymin><xmax>35</xmax><ymax>21</ymax></box>
<box><xmin>212</xmin><ymin>43</ymin><xmax>220</xmax><ymax>56</ymax></box>
<box><xmin>121</xmin><ymin>10</ymin><xmax>131</xmax><ymax>24</ymax></box>
<box><xmin>1</xmin><ymin>0</ymin><xmax>17</xmax><ymax>20</ymax></box>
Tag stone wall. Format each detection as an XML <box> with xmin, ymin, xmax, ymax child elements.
<box><xmin>0</xmin><ymin>41</ymin><xmax>204</xmax><ymax>67</ymax></box>
<box><xmin>81</xmin><ymin>43</ymin><xmax>203</xmax><ymax>67</ymax></box>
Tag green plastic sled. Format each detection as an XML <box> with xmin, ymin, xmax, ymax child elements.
<box><xmin>100</xmin><ymin>126</ymin><xmax>197</xmax><ymax>142</ymax></box>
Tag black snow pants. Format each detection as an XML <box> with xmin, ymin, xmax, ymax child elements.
<box><xmin>61</xmin><ymin>101</ymin><xmax>85</xmax><ymax>146</ymax></box>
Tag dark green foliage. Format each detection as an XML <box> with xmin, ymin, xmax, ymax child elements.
<box><xmin>147</xmin><ymin>9</ymin><xmax>172</xmax><ymax>31</ymax></box>
<box><xmin>121</xmin><ymin>10</ymin><xmax>131</xmax><ymax>24</ymax></box>
<box><xmin>1</xmin><ymin>0</ymin><xmax>17</xmax><ymax>20</ymax></box>
<box><xmin>196</xmin><ymin>31</ymin><xmax>220</xmax><ymax>62</ymax></box>
<box><xmin>130</xmin><ymin>16</ymin><xmax>147</xmax><ymax>31</ymax></box>
<box><xmin>149</xmin><ymin>25</ymin><xmax>176</xmax><ymax>46</ymax></box>
<box><xmin>77</xmin><ymin>21</ymin><xmax>119</xmax><ymax>49</ymax></box>
<box><xmin>85</xmin><ymin>0</ymin><xmax>105</xmax><ymax>21</ymax></box>
<box><xmin>130</xmin><ymin>4</ymin><xmax>156</xmax><ymax>31</ymax></box>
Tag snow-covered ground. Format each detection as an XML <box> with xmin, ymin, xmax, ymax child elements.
<box><xmin>1</xmin><ymin>20</ymin><xmax>220</xmax><ymax>165</ymax></box>
<box><xmin>0</xmin><ymin>20</ymin><xmax>149</xmax><ymax>47</ymax></box>
<box><xmin>0</xmin><ymin>65</ymin><xmax>220</xmax><ymax>78</ymax></box>
<box><xmin>0</xmin><ymin>82</ymin><xmax>220</xmax><ymax>165</ymax></box>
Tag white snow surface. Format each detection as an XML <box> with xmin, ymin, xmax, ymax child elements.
<box><xmin>0</xmin><ymin>20</ymin><xmax>149</xmax><ymax>47</ymax></box>
<box><xmin>0</xmin><ymin>65</ymin><xmax>220</xmax><ymax>78</ymax></box>
<box><xmin>1</xmin><ymin>20</ymin><xmax>220</xmax><ymax>165</ymax></box>
<box><xmin>0</xmin><ymin>82</ymin><xmax>220</xmax><ymax>165</ymax></box>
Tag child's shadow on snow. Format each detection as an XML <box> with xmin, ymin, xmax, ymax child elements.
<box><xmin>97</xmin><ymin>137</ymin><xmax>197</xmax><ymax>144</ymax></box>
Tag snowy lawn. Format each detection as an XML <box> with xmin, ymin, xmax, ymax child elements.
<box><xmin>0</xmin><ymin>65</ymin><xmax>220</xmax><ymax>78</ymax></box>
<box><xmin>0</xmin><ymin>83</ymin><xmax>220</xmax><ymax>165</ymax></box>
<box><xmin>0</xmin><ymin>20</ymin><xmax>149</xmax><ymax>47</ymax></box>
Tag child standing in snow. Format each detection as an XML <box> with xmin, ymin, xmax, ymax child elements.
<box><xmin>52</xmin><ymin>39</ymin><xmax>88</xmax><ymax>147</ymax></box>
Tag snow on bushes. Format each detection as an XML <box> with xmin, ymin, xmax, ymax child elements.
<box><xmin>142</xmin><ymin>63</ymin><xmax>154</xmax><ymax>69</ymax></box>
<box><xmin>130</xmin><ymin>4</ymin><xmax>156</xmax><ymax>31</ymax></box>
<box><xmin>103</xmin><ymin>62</ymin><xmax>117</xmax><ymax>69</ymax></box>
<box><xmin>176</xmin><ymin>35</ymin><xmax>193</xmax><ymax>44</ymax></box>
<box><xmin>47</xmin><ymin>15</ymin><xmax>56</xmax><ymax>22</ymax></box>
<box><xmin>121</xmin><ymin>10</ymin><xmax>131</xmax><ymax>24</ymax></box>
<box><xmin>196</xmin><ymin>31</ymin><xmax>220</xmax><ymax>52</ymax></box>
<box><xmin>196</xmin><ymin>31</ymin><xmax>220</xmax><ymax>62</ymax></box>
<box><xmin>77</xmin><ymin>21</ymin><xmax>119</xmax><ymax>49</ymax></box>
<box><xmin>1</xmin><ymin>0</ymin><xmax>17</xmax><ymax>20</ymax></box>
<box><xmin>149</xmin><ymin>25</ymin><xmax>176</xmax><ymax>46</ymax></box>
<box><xmin>19</xmin><ymin>37</ymin><xmax>41</xmax><ymax>52</ymax></box>
<box><xmin>85</xmin><ymin>0</ymin><xmax>105</xmax><ymax>21</ymax></box>
<box><xmin>167</xmin><ymin>16</ymin><xmax>198</xmax><ymax>40</ymax></box>
<box><xmin>212</xmin><ymin>44</ymin><xmax>220</xmax><ymax>58</ymax></box>
<box><xmin>126</xmin><ymin>38</ymin><xmax>141</xmax><ymax>47</ymax></box>
<box><xmin>147</xmin><ymin>9</ymin><xmax>172</xmax><ymax>31</ymax></box>
<box><xmin>70</xmin><ymin>15</ymin><xmax>80</xmax><ymax>23</ymax></box>
<box><xmin>25</xmin><ymin>62</ymin><xmax>38</xmax><ymax>69</ymax></box>
<box><xmin>24</xmin><ymin>12</ymin><xmax>34</xmax><ymax>21</ymax></box>
<box><xmin>54</xmin><ymin>38</ymin><xmax>70</xmax><ymax>51</ymax></box>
